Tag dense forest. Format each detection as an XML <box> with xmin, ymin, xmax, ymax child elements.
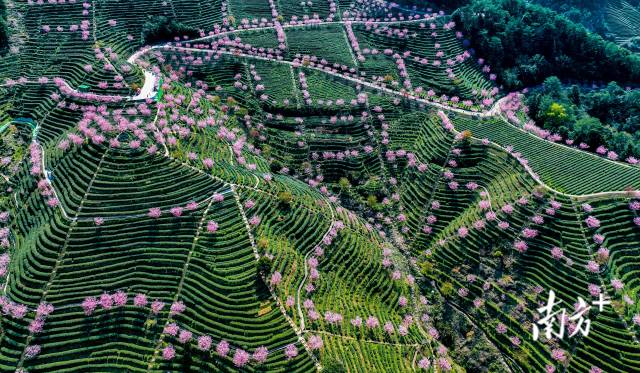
<box><xmin>526</xmin><ymin>78</ymin><xmax>640</xmax><ymax>159</ymax></box>
<box><xmin>141</xmin><ymin>15</ymin><xmax>199</xmax><ymax>45</ymax></box>
<box><xmin>428</xmin><ymin>0</ymin><xmax>640</xmax><ymax>33</ymax></box>
<box><xmin>0</xmin><ymin>0</ymin><xmax>8</xmax><ymax>53</ymax></box>
<box><xmin>530</xmin><ymin>0</ymin><xmax>610</xmax><ymax>34</ymax></box>
<box><xmin>452</xmin><ymin>0</ymin><xmax>640</xmax><ymax>90</ymax></box>
<box><xmin>531</xmin><ymin>0</ymin><xmax>640</xmax><ymax>37</ymax></box>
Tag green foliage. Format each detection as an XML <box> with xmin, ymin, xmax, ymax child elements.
<box><xmin>529</xmin><ymin>0</ymin><xmax>609</xmax><ymax>35</ymax></box>
<box><xmin>270</xmin><ymin>159</ymin><xmax>283</xmax><ymax>173</ymax></box>
<box><xmin>257</xmin><ymin>255</ymin><xmax>273</xmax><ymax>275</ymax></box>
<box><xmin>572</xmin><ymin>116</ymin><xmax>607</xmax><ymax>147</ymax></box>
<box><xmin>141</xmin><ymin>15</ymin><xmax>199</xmax><ymax>45</ymax></box>
<box><xmin>527</xmin><ymin>82</ymin><xmax>577</xmax><ymax>136</ymax></box>
<box><xmin>7</xmin><ymin>2</ymin><xmax>640</xmax><ymax>371</ymax></box>
<box><xmin>416</xmin><ymin>0</ymin><xmax>471</xmax><ymax>11</ymax></box>
<box><xmin>338</xmin><ymin>177</ymin><xmax>351</xmax><ymax>189</ymax></box>
<box><xmin>456</xmin><ymin>114</ymin><xmax>640</xmax><ymax>193</ymax></box>
<box><xmin>583</xmin><ymin>83</ymin><xmax>640</xmax><ymax>134</ymax></box>
<box><xmin>257</xmin><ymin>236</ymin><xmax>270</xmax><ymax>250</ymax></box>
<box><xmin>513</xmin><ymin>349</ymin><xmax>531</xmax><ymax>368</ymax></box>
<box><xmin>440</xmin><ymin>281</ymin><xmax>454</xmax><ymax>297</ymax></box>
<box><xmin>366</xmin><ymin>194</ymin><xmax>381</xmax><ymax>211</ymax></box>
<box><xmin>543</xmin><ymin>102</ymin><xmax>568</xmax><ymax>128</ymax></box>
<box><xmin>542</xmin><ymin>76</ymin><xmax>563</xmax><ymax>98</ymax></box>
<box><xmin>420</xmin><ymin>261</ymin><xmax>434</xmax><ymax>276</ymax></box>
<box><xmin>453</xmin><ymin>0</ymin><xmax>640</xmax><ymax>89</ymax></box>
<box><xmin>526</xmin><ymin>79</ymin><xmax>640</xmax><ymax>158</ymax></box>
<box><xmin>277</xmin><ymin>191</ymin><xmax>293</xmax><ymax>208</ymax></box>
<box><xmin>322</xmin><ymin>357</ymin><xmax>347</xmax><ymax>373</ymax></box>
<box><xmin>0</xmin><ymin>0</ymin><xmax>8</xmax><ymax>53</ymax></box>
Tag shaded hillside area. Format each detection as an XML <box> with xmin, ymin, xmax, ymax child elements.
<box><xmin>0</xmin><ymin>0</ymin><xmax>8</xmax><ymax>53</ymax></box>
<box><xmin>452</xmin><ymin>0</ymin><xmax>640</xmax><ymax>90</ymax></box>
<box><xmin>531</xmin><ymin>0</ymin><xmax>640</xmax><ymax>51</ymax></box>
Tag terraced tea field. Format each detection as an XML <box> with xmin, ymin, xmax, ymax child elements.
<box><xmin>0</xmin><ymin>0</ymin><xmax>639</xmax><ymax>372</ymax></box>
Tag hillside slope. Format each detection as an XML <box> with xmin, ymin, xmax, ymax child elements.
<box><xmin>0</xmin><ymin>1</ymin><xmax>639</xmax><ymax>372</ymax></box>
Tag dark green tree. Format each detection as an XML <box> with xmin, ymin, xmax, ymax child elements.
<box><xmin>0</xmin><ymin>0</ymin><xmax>8</xmax><ymax>53</ymax></box>
<box><xmin>257</xmin><ymin>256</ymin><xmax>273</xmax><ymax>275</ymax></box>
<box><xmin>571</xmin><ymin>116</ymin><xmax>608</xmax><ymax>147</ymax></box>
<box><xmin>141</xmin><ymin>15</ymin><xmax>199</xmax><ymax>45</ymax></box>
<box><xmin>542</xmin><ymin>76</ymin><xmax>563</xmax><ymax>98</ymax></box>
